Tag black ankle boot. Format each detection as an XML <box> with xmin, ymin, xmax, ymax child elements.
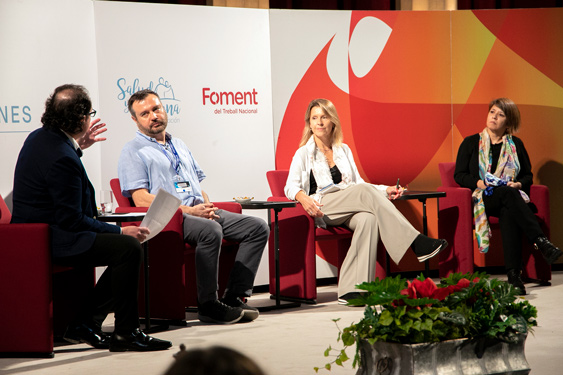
<box><xmin>507</xmin><ymin>269</ymin><xmax>526</xmax><ymax>295</ymax></box>
<box><xmin>534</xmin><ymin>236</ymin><xmax>563</xmax><ymax>265</ymax></box>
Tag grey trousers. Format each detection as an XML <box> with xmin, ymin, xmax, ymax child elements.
<box><xmin>320</xmin><ymin>184</ymin><xmax>419</xmax><ymax>297</ymax></box>
<box><xmin>183</xmin><ymin>209</ymin><xmax>269</xmax><ymax>304</ymax></box>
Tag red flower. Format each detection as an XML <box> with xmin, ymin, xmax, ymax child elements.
<box><xmin>458</xmin><ymin>278</ymin><xmax>471</xmax><ymax>288</ymax></box>
<box><xmin>432</xmin><ymin>286</ymin><xmax>454</xmax><ymax>301</ymax></box>
<box><xmin>396</xmin><ymin>277</ymin><xmax>476</xmax><ymax>307</ymax></box>
<box><xmin>400</xmin><ymin>280</ymin><xmax>413</xmax><ymax>297</ymax></box>
<box><xmin>410</xmin><ymin>278</ymin><xmax>438</xmax><ymax>299</ymax></box>
<box><xmin>450</xmin><ymin>278</ymin><xmax>471</xmax><ymax>293</ymax></box>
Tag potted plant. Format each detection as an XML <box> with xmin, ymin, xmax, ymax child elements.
<box><xmin>316</xmin><ymin>272</ymin><xmax>537</xmax><ymax>375</ymax></box>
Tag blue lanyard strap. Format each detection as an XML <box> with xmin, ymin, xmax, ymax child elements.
<box><xmin>157</xmin><ymin>140</ymin><xmax>181</xmax><ymax>175</ymax></box>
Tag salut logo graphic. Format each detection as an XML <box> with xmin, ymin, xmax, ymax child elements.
<box><xmin>202</xmin><ymin>87</ymin><xmax>259</xmax><ymax>115</ymax></box>
<box><xmin>117</xmin><ymin>77</ymin><xmax>181</xmax><ymax>123</ymax></box>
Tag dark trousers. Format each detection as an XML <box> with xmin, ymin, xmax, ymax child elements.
<box><xmin>54</xmin><ymin>233</ymin><xmax>143</xmax><ymax>334</ymax></box>
<box><xmin>182</xmin><ymin>209</ymin><xmax>269</xmax><ymax>304</ymax></box>
<box><xmin>483</xmin><ymin>186</ymin><xmax>544</xmax><ymax>271</ymax></box>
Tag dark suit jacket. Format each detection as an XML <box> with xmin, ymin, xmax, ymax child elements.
<box><xmin>11</xmin><ymin>127</ymin><xmax>120</xmax><ymax>258</ymax></box>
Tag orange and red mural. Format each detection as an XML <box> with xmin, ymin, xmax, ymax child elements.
<box><xmin>273</xmin><ymin>9</ymin><xmax>563</xmax><ymax>269</ymax></box>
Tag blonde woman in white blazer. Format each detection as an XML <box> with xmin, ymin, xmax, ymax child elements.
<box><xmin>284</xmin><ymin>98</ymin><xmax>448</xmax><ymax>304</ymax></box>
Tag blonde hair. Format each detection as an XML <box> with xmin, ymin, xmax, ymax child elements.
<box><xmin>299</xmin><ymin>98</ymin><xmax>343</xmax><ymax>147</ymax></box>
<box><xmin>489</xmin><ymin>97</ymin><xmax>521</xmax><ymax>134</ymax></box>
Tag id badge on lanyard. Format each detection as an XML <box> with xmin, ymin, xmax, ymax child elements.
<box><xmin>159</xmin><ymin>140</ymin><xmax>191</xmax><ymax>194</ymax></box>
<box><xmin>173</xmin><ymin>175</ymin><xmax>192</xmax><ymax>194</ymax></box>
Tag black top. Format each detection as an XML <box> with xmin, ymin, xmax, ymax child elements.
<box><xmin>454</xmin><ymin>133</ymin><xmax>533</xmax><ymax>195</ymax></box>
<box><xmin>309</xmin><ymin>165</ymin><xmax>343</xmax><ymax>195</ymax></box>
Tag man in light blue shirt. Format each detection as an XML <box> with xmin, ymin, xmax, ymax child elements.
<box><xmin>118</xmin><ymin>90</ymin><xmax>269</xmax><ymax>325</ymax></box>
<box><xmin>119</xmin><ymin>131</ymin><xmax>206</xmax><ymax>207</ymax></box>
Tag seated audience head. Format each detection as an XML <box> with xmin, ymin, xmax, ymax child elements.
<box><xmin>164</xmin><ymin>345</ymin><xmax>266</xmax><ymax>375</ymax></box>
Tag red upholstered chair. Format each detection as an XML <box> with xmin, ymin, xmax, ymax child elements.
<box><xmin>0</xmin><ymin>195</ymin><xmax>94</xmax><ymax>358</ymax></box>
<box><xmin>266</xmin><ymin>170</ymin><xmax>388</xmax><ymax>303</ymax></box>
<box><xmin>110</xmin><ymin>179</ymin><xmax>241</xmax><ymax>319</ymax></box>
<box><xmin>437</xmin><ymin>162</ymin><xmax>551</xmax><ymax>284</ymax></box>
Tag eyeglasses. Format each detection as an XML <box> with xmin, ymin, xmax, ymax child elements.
<box><xmin>89</xmin><ymin>109</ymin><xmax>97</xmax><ymax>117</ymax></box>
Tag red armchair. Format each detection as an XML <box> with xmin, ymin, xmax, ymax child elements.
<box><xmin>266</xmin><ymin>170</ymin><xmax>388</xmax><ymax>302</ymax></box>
<box><xmin>0</xmin><ymin>195</ymin><xmax>94</xmax><ymax>358</ymax></box>
<box><xmin>437</xmin><ymin>162</ymin><xmax>551</xmax><ymax>283</ymax></box>
<box><xmin>110</xmin><ymin>179</ymin><xmax>241</xmax><ymax>319</ymax></box>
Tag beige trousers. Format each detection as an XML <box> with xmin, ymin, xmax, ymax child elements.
<box><xmin>320</xmin><ymin>184</ymin><xmax>419</xmax><ymax>297</ymax></box>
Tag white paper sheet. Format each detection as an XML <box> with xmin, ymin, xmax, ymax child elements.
<box><xmin>139</xmin><ymin>189</ymin><xmax>182</xmax><ymax>243</ymax></box>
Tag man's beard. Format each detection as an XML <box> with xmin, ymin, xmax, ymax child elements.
<box><xmin>147</xmin><ymin>120</ymin><xmax>167</xmax><ymax>135</ymax></box>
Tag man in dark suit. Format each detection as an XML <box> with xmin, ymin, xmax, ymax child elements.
<box><xmin>11</xmin><ymin>84</ymin><xmax>171</xmax><ymax>352</ymax></box>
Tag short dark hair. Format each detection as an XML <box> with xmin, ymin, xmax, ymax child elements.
<box><xmin>128</xmin><ymin>89</ymin><xmax>160</xmax><ymax>117</ymax></box>
<box><xmin>41</xmin><ymin>84</ymin><xmax>91</xmax><ymax>135</ymax></box>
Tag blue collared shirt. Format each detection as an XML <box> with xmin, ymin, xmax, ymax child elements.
<box><xmin>118</xmin><ymin>131</ymin><xmax>206</xmax><ymax>207</ymax></box>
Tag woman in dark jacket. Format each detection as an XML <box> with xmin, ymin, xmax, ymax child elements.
<box><xmin>454</xmin><ymin>97</ymin><xmax>561</xmax><ymax>294</ymax></box>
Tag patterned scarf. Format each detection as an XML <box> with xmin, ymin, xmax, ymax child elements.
<box><xmin>472</xmin><ymin>128</ymin><xmax>529</xmax><ymax>253</ymax></box>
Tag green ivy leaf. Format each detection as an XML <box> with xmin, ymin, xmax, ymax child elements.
<box><xmin>396</xmin><ymin>305</ymin><xmax>407</xmax><ymax>318</ymax></box>
<box><xmin>379</xmin><ymin>310</ymin><xmax>394</xmax><ymax>326</ymax></box>
<box><xmin>426</xmin><ymin>308</ymin><xmax>440</xmax><ymax>320</ymax></box>
<box><xmin>432</xmin><ymin>320</ymin><xmax>450</xmax><ymax>337</ymax></box>
<box><xmin>421</xmin><ymin>318</ymin><xmax>433</xmax><ymax>331</ymax></box>
<box><xmin>397</xmin><ymin>319</ymin><xmax>413</xmax><ymax>333</ymax></box>
<box><xmin>407</xmin><ymin>309</ymin><xmax>424</xmax><ymax>319</ymax></box>
<box><xmin>342</xmin><ymin>331</ymin><xmax>355</xmax><ymax>346</ymax></box>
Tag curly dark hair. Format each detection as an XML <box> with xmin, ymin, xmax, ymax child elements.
<box><xmin>128</xmin><ymin>89</ymin><xmax>160</xmax><ymax>117</ymax></box>
<box><xmin>41</xmin><ymin>84</ymin><xmax>92</xmax><ymax>135</ymax></box>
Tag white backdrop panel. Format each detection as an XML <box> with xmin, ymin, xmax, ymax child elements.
<box><xmin>94</xmin><ymin>2</ymin><xmax>274</xmax><ymax>201</ymax></box>
<box><xmin>0</xmin><ymin>0</ymin><xmax>100</xmax><ymax>207</ymax></box>
<box><xmin>269</xmin><ymin>9</ymin><xmax>351</xmax><ymax>149</ymax></box>
<box><xmin>269</xmin><ymin>10</ymin><xmax>356</xmax><ymax>279</ymax></box>
<box><xmin>94</xmin><ymin>2</ymin><xmax>275</xmax><ymax>285</ymax></box>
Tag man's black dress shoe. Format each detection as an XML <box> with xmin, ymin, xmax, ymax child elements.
<box><xmin>63</xmin><ymin>323</ymin><xmax>111</xmax><ymax>349</ymax></box>
<box><xmin>109</xmin><ymin>328</ymin><xmax>172</xmax><ymax>352</ymax></box>
<box><xmin>534</xmin><ymin>236</ymin><xmax>563</xmax><ymax>265</ymax></box>
<box><xmin>507</xmin><ymin>269</ymin><xmax>526</xmax><ymax>296</ymax></box>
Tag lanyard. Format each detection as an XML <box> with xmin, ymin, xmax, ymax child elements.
<box><xmin>157</xmin><ymin>140</ymin><xmax>181</xmax><ymax>175</ymax></box>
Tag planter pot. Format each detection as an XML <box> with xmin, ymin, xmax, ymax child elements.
<box><xmin>357</xmin><ymin>337</ymin><xmax>530</xmax><ymax>375</ymax></box>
